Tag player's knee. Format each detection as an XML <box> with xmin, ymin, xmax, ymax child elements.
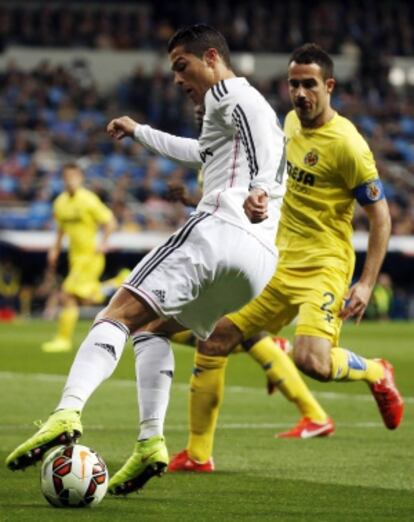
<box><xmin>293</xmin><ymin>344</ymin><xmax>331</xmax><ymax>382</ymax></box>
<box><xmin>198</xmin><ymin>338</ymin><xmax>230</xmax><ymax>356</ymax></box>
<box><xmin>93</xmin><ymin>289</ymin><xmax>154</xmax><ymax>332</ymax></box>
<box><xmin>197</xmin><ymin>317</ymin><xmax>242</xmax><ymax>356</ymax></box>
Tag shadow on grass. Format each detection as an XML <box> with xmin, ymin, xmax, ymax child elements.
<box><xmin>2</xmin><ymin>474</ymin><xmax>412</xmax><ymax>522</ymax></box>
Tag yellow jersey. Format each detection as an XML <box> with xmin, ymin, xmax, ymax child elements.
<box><xmin>53</xmin><ymin>187</ymin><xmax>113</xmax><ymax>259</ymax></box>
<box><xmin>277</xmin><ymin>110</ymin><xmax>379</xmax><ymax>274</ymax></box>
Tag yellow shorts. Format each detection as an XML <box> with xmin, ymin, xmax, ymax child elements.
<box><xmin>63</xmin><ymin>253</ymin><xmax>105</xmax><ymax>302</ymax></box>
<box><xmin>227</xmin><ymin>265</ymin><xmax>352</xmax><ymax>346</ymax></box>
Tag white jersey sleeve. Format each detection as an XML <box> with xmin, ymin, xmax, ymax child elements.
<box><xmin>133</xmin><ymin>124</ymin><xmax>202</xmax><ymax>169</ymax></box>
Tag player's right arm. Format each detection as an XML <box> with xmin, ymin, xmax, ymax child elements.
<box><xmin>166</xmin><ymin>181</ymin><xmax>201</xmax><ymax>207</ymax></box>
<box><xmin>48</xmin><ymin>227</ymin><xmax>64</xmax><ymax>271</ymax></box>
<box><xmin>107</xmin><ymin>116</ymin><xmax>202</xmax><ymax>169</ymax></box>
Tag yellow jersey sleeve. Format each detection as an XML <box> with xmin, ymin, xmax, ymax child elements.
<box><xmin>84</xmin><ymin>191</ymin><xmax>113</xmax><ymax>225</ymax></box>
<box><xmin>335</xmin><ymin>125</ymin><xmax>378</xmax><ymax>189</ymax></box>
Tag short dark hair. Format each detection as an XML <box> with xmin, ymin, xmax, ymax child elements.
<box><xmin>62</xmin><ymin>162</ymin><xmax>83</xmax><ymax>174</ymax></box>
<box><xmin>289</xmin><ymin>43</ymin><xmax>334</xmax><ymax>80</ymax></box>
<box><xmin>168</xmin><ymin>24</ymin><xmax>231</xmax><ymax>67</ymax></box>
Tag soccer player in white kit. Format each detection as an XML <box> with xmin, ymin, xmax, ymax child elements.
<box><xmin>6</xmin><ymin>24</ymin><xmax>286</xmax><ymax>495</ymax></box>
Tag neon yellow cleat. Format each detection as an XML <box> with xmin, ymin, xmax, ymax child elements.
<box><xmin>109</xmin><ymin>435</ymin><xmax>168</xmax><ymax>495</ymax></box>
<box><xmin>5</xmin><ymin>409</ymin><xmax>82</xmax><ymax>471</ymax></box>
<box><xmin>41</xmin><ymin>337</ymin><xmax>72</xmax><ymax>353</ymax></box>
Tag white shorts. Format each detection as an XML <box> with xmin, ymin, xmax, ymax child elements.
<box><xmin>123</xmin><ymin>211</ymin><xmax>277</xmax><ymax>339</ymax></box>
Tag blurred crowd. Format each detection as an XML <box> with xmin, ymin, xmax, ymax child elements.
<box><xmin>0</xmin><ymin>56</ymin><xmax>414</xmax><ymax>234</ymax></box>
<box><xmin>1</xmin><ymin>0</ymin><xmax>414</xmax><ymax>56</ymax></box>
<box><xmin>1</xmin><ymin>0</ymin><xmax>414</xmax><ymax>318</ymax></box>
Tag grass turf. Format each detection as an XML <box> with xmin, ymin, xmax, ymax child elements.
<box><xmin>0</xmin><ymin>319</ymin><xmax>413</xmax><ymax>521</ymax></box>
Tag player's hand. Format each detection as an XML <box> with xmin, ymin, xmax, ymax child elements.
<box><xmin>96</xmin><ymin>244</ymin><xmax>109</xmax><ymax>255</ymax></box>
<box><xmin>243</xmin><ymin>189</ymin><xmax>269</xmax><ymax>223</ymax></box>
<box><xmin>339</xmin><ymin>281</ymin><xmax>372</xmax><ymax>324</ymax></box>
<box><xmin>107</xmin><ymin>116</ymin><xmax>137</xmax><ymax>140</ymax></box>
<box><xmin>167</xmin><ymin>181</ymin><xmax>190</xmax><ymax>205</ymax></box>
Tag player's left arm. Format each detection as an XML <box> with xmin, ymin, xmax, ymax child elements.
<box><xmin>223</xmin><ymin>95</ymin><xmax>285</xmax><ymax>223</ymax></box>
<box><xmin>340</xmin><ymin>198</ymin><xmax>391</xmax><ymax>323</ymax></box>
<box><xmin>98</xmin><ymin>215</ymin><xmax>117</xmax><ymax>254</ymax></box>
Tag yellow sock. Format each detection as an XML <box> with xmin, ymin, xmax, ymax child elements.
<box><xmin>187</xmin><ymin>352</ymin><xmax>228</xmax><ymax>462</ymax></box>
<box><xmin>330</xmin><ymin>347</ymin><xmax>384</xmax><ymax>383</ymax></box>
<box><xmin>248</xmin><ymin>337</ymin><xmax>328</xmax><ymax>422</ymax></box>
<box><xmin>56</xmin><ymin>306</ymin><xmax>79</xmax><ymax>342</ymax></box>
<box><xmin>171</xmin><ymin>331</ymin><xmax>197</xmax><ymax>346</ymax></box>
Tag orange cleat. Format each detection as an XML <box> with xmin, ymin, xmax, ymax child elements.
<box><xmin>276</xmin><ymin>417</ymin><xmax>335</xmax><ymax>439</ymax></box>
<box><xmin>272</xmin><ymin>336</ymin><xmax>292</xmax><ymax>354</ymax></box>
<box><xmin>370</xmin><ymin>359</ymin><xmax>404</xmax><ymax>430</ymax></box>
<box><xmin>168</xmin><ymin>449</ymin><xmax>214</xmax><ymax>473</ymax></box>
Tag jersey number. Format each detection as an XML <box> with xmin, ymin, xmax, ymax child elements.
<box><xmin>320</xmin><ymin>292</ymin><xmax>335</xmax><ymax>312</ymax></box>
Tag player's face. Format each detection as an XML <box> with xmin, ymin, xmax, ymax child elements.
<box><xmin>169</xmin><ymin>45</ymin><xmax>215</xmax><ymax>104</ymax></box>
<box><xmin>287</xmin><ymin>62</ymin><xmax>335</xmax><ymax>128</ymax></box>
<box><xmin>63</xmin><ymin>168</ymin><xmax>83</xmax><ymax>194</ymax></box>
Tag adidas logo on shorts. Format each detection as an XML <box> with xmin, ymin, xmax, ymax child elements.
<box><xmin>152</xmin><ymin>289</ymin><xmax>166</xmax><ymax>304</ymax></box>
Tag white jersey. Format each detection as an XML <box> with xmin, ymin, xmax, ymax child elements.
<box><xmin>133</xmin><ymin>77</ymin><xmax>286</xmax><ymax>251</ymax></box>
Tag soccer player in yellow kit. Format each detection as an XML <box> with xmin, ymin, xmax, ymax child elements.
<box><xmin>168</xmin><ymin>43</ymin><xmax>404</xmax><ymax>472</ymax></box>
<box><xmin>41</xmin><ymin>163</ymin><xmax>117</xmax><ymax>353</ymax></box>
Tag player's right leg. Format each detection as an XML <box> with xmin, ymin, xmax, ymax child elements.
<box><xmin>6</xmin><ymin>287</ymin><xmax>157</xmax><ymax>471</ymax></box>
<box><xmin>5</xmin><ymin>409</ymin><xmax>82</xmax><ymax>471</ymax></box>
<box><xmin>42</xmin><ymin>253</ymin><xmax>107</xmax><ymax>353</ymax></box>
<box><xmin>41</xmin><ymin>293</ymin><xmax>79</xmax><ymax>353</ymax></box>
<box><xmin>227</xmin><ymin>277</ymin><xmax>333</xmax><ymax>438</ymax></box>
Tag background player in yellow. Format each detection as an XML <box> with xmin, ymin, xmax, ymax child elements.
<box><xmin>42</xmin><ymin>163</ymin><xmax>117</xmax><ymax>353</ymax></box>
<box><xmin>168</xmin><ymin>43</ymin><xmax>404</xmax><ymax>472</ymax></box>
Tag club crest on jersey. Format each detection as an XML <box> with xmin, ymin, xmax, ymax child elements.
<box><xmin>366</xmin><ymin>181</ymin><xmax>381</xmax><ymax>201</ymax></box>
<box><xmin>304</xmin><ymin>149</ymin><xmax>319</xmax><ymax>167</ymax></box>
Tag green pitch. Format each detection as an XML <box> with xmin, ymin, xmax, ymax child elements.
<box><xmin>0</xmin><ymin>320</ymin><xmax>413</xmax><ymax>522</ymax></box>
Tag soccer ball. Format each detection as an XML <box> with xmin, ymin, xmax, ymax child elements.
<box><xmin>40</xmin><ymin>444</ymin><xmax>108</xmax><ymax>508</ymax></box>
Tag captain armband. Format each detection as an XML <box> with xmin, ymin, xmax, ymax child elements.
<box><xmin>353</xmin><ymin>179</ymin><xmax>385</xmax><ymax>206</ymax></box>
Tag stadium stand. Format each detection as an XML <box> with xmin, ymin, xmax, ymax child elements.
<box><xmin>1</xmin><ymin>0</ymin><xmax>414</xmax><ymax>317</ymax></box>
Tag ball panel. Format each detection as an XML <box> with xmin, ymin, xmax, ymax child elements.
<box><xmin>40</xmin><ymin>444</ymin><xmax>108</xmax><ymax>508</ymax></box>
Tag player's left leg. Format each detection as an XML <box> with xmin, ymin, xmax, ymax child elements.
<box><xmin>292</xmin><ymin>268</ymin><xmax>404</xmax><ymax>430</ymax></box>
<box><xmin>242</xmin><ymin>334</ymin><xmax>333</xmax><ymax>438</ymax></box>
<box><xmin>109</xmin><ymin>329</ymin><xmax>176</xmax><ymax>494</ymax></box>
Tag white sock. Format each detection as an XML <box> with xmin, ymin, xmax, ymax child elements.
<box><xmin>133</xmin><ymin>332</ymin><xmax>174</xmax><ymax>440</ymax></box>
<box><xmin>57</xmin><ymin>319</ymin><xmax>129</xmax><ymax>411</ymax></box>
